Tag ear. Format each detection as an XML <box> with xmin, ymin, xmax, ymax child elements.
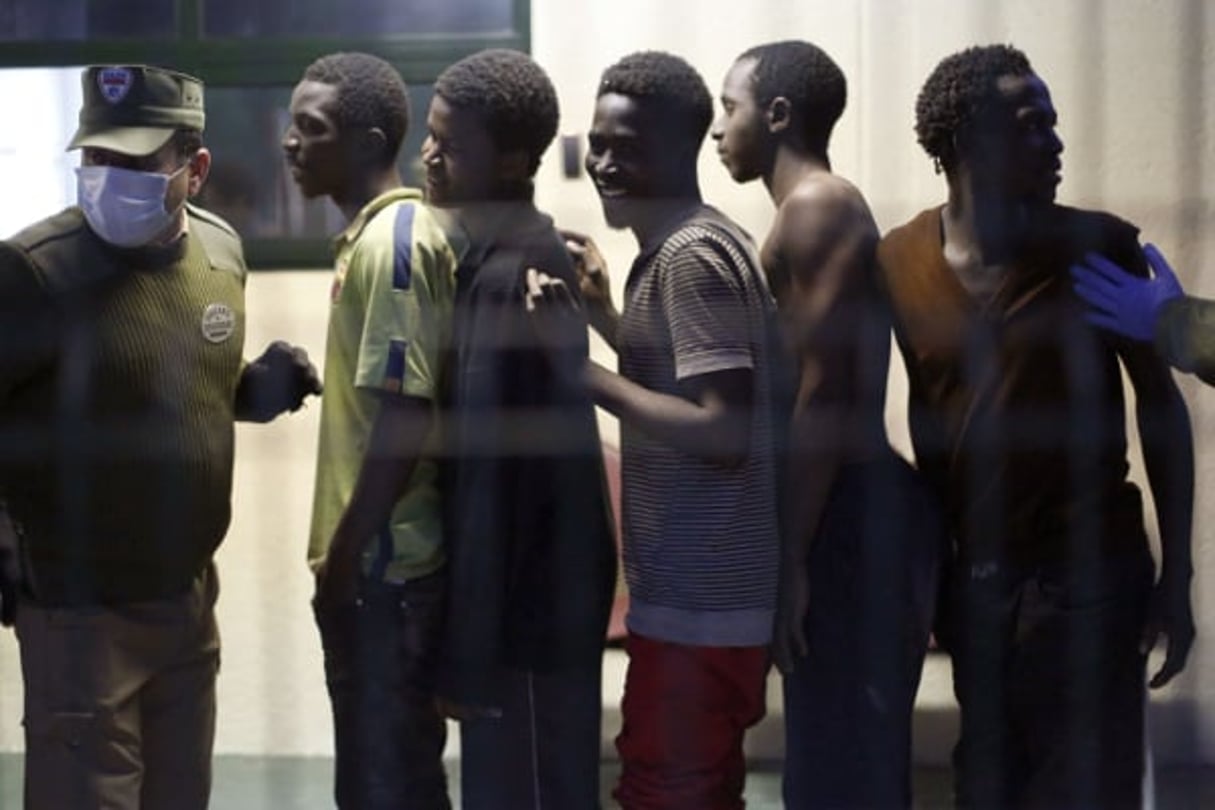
<box><xmin>497</xmin><ymin>149</ymin><xmax>531</xmax><ymax>183</ymax></box>
<box><xmin>947</xmin><ymin>128</ymin><xmax>972</xmax><ymax>169</ymax></box>
<box><xmin>356</xmin><ymin>127</ymin><xmax>390</xmax><ymax>164</ymax></box>
<box><xmin>187</xmin><ymin>148</ymin><xmax>212</xmax><ymax>197</ymax></box>
<box><xmin>766</xmin><ymin>97</ymin><xmax>792</xmax><ymax>135</ymax></box>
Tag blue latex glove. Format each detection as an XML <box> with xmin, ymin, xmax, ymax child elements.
<box><xmin>1070</xmin><ymin>243</ymin><xmax>1184</xmax><ymax>341</ymax></box>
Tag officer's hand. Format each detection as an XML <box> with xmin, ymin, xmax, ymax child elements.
<box><xmin>236</xmin><ymin>341</ymin><xmax>322</xmax><ymax>423</ymax></box>
<box><xmin>1142</xmin><ymin>572</ymin><xmax>1195</xmax><ymax>689</ymax></box>
<box><xmin>1070</xmin><ymin>244</ymin><xmax>1185</xmax><ymax>342</ymax></box>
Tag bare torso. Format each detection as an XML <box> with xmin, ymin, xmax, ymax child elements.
<box><xmin>760</xmin><ymin>171</ymin><xmax>889</xmax><ymax>463</ymax></box>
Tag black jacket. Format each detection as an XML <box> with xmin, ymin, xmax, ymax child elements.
<box><xmin>436</xmin><ymin>201</ymin><xmax>616</xmax><ymax>704</ymax></box>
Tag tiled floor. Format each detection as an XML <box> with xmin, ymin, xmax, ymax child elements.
<box><xmin>0</xmin><ymin>756</ymin><xmax>772</xmax><ymax>808</ymax></box>
<box><xmin>1</xmin><ymin>755</ymin><xmax>1212</xmax><ymax>808</ymax></box>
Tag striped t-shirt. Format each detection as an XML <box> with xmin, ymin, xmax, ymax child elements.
<box><xmin>617</xmin><ymin>206</ymin><xmax>780</xmax><ymax>647</ymax></box>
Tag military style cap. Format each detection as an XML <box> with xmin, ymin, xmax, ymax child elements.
<box><xmin>67</xmin><ymin>64</ymin><xmax>205</xmax><ymax>156</ymax></box>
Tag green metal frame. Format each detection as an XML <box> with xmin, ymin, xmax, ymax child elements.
<box><xmin>0</xmin><ymin>0</ymin><xmax>531</xmax><ymax>268</ymax></box>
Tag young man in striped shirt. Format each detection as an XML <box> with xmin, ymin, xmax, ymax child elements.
<box><xmin>528</xmin><ymin>50</ymin><xmax>781</xmax><ymax>810</ymax></box>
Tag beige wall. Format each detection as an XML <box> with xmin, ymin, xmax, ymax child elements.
<box><xmin>0</xmin><ymin>0</ymin><xmax>1213</xmax><ymax>766</ymax></box>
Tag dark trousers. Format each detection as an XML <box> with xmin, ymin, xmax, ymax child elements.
<box><xmin>781</xmin><ymin>453</ymin><xmax>943</xmax><ymax>810</ymax></box>
<box><xmin>460</xmin><ymin>662</ymin><xmax>603</xmax><ymax>810</ymax></box>
<box><xmin>948</xmin><ymin>550</ymin><xmax>1153</xmax><ymax>810</ymax></box>
<box><xmin>314</xmin><ymin>572</ymin><xmax>450</xmax><ymax>810</ymax></box>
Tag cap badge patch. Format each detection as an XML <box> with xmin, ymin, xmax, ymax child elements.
<box><xmin>201</xmin><ymin>303</ymin><xmax>237</xmax><ymax>343</ymax></box>
<box><xmin>97</xmin><ymin>68</ymin><xmax>134</xmax><ymax>104</ymax></box>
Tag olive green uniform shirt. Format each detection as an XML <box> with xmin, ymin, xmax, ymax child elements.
<box><xmin>1156</xmin><ymin>296</ymin><xmax>1215</xmax><ymax>386</ymax></box>
<box><xmin>0</xmin><ymin>205</ymin><xmax>246</xmax><ymax>606</ymax></box>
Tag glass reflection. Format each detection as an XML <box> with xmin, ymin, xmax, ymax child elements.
<box><xmin>203</xmin><ymin>0</ymin><xmax>514</xmax><ymax>38</ymax></box>
<box><xmin>0</xmin><ymin>0</ymin><xmax>174</xmax><ymax>42</ymax></box>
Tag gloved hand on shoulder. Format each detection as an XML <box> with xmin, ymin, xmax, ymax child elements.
<box><xmin>1070</xmin><ymin>243</ymin><xmax>1184</xmax><ymax>342</ymax></box>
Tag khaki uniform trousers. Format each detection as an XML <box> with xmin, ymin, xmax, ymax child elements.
<box><xmin>16</xmin><ymin>565</ymin><xmax>220</xmax><ymax>810</ymax></box>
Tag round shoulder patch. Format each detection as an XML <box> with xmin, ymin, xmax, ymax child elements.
<box><xmin>201</xmin><ymin>302</ymin><xmax>237</xmax><ymax>343</ymax></box>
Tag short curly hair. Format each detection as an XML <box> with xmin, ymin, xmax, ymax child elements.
<box><xmin>303</xmin><ymin>51</ymin><xmax>410</xmax><ymax>166</ymax></box>
<box><xmin>738</xmin><ymin>40</ymin><xmax>846</xmax><ymax>153</ymax></box>
<box><xmin>434</xmin><ymin>49</ymin><xmax>559</xmax><ymax>176</ymax></box>
<box><xmin>597</xmin><ymin>51</ymin><xmax>713</xmax><ymax>152</ymax></box>
<box><xmin>914</xmin><ymin>44</ymin><xmax>1033</xmax><ymax>170</ymax></box>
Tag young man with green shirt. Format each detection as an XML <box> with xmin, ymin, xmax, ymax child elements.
<box><xmin>0</xmin><ymin>64</ymin><xmax>320</xmax><ymax>810</ymax></box>
<box><xmin>283</xmin><ymin>52</ymin><xmax>457</xmax><ymax>809</ymax></box>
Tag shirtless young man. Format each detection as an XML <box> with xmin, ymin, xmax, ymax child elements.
<box><xmin>713</xmin><ymin>41</ymin><xmax>942</xmax><ymax>808</ymax></box>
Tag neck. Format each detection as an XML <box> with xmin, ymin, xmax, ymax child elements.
<box><xmin>459</xmin><ymin>198</ymin><xmax>532</xmax><ymax>229</ymax></box>
<box><xmin>630</xmin><ymin>193</ymin><xmax>703</xmax><ymax>247</ymax></box>
<box><xmin>150</xmin><ymin>206</ymin><xmax>189</xmax><ymax>246</ymax></box>
<box><xmin>629</xmin><ymin>166</ymin><xmax>702</xmax><ymax>245</ymax></box>
<box><xmin>493</xmin><ymin>178</ymin><xmax>534</xmax><ymax>202</ymax></box>
<box><xmin>335</xmin><ymin>167</ymin><xmax>403</xmax><ymax>223</ymax></box>
<box><xmin>943</xmin><ymin>171</ymin><xmax>1037</xmax><ymax>264</ymax></box>
<box><xmin>764</xmin><ymin>144</ymin><xmax>831</xmax><ymax>206</ymax></box>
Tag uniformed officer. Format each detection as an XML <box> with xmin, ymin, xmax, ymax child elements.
<box><xmin>0</xmin><ymin>64</ymin><xmax>320</xmax><ymax>810</ymax></box>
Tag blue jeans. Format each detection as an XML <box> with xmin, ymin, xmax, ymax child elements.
<box><xmin>314</xmin><ymin>571</ymin><xmax>450</xmax><ymax>810</ymax></box>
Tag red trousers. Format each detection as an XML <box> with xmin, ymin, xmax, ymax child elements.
<box><xmin>614</xmin><ymin>632</ymin><xmax>769</xmax><ymax>810</ymax></box>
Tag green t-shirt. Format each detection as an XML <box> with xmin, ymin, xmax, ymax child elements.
<box><xmin>307</xmin><ymin>188</ymin><xmax>456</xmax><ymax>582</ymax></box>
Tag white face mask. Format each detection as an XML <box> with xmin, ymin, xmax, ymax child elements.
<box><xmin>76</xmin><ymin>163</ymin><xmax>188</xmax><ymax>248</ymax></box>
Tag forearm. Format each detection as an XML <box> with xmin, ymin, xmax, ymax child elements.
<box><xmin>584</xmin><ymin>361</ymin><xmax>750</xmax><ymax>466</ymax></box>
<box><xmin>1138</xmin><ymin>393</ymin><xmax>1195</xmax><ymax>580</ymax></box>
<box><xmin>327</xmin><ymin>399</ymin><xmax>432</xmax><ymax>560</ymax></box>
<box><xmin>587</xmin><ymin>303</ymin><xmax>621</xmax><ymax>351</ymax></box>
<box><xmin>1156</xmin><ymin>296</ymin><xmax>1215</xmax><ymax>386</ymax></box>
<box><xmin>781</xmin><ymin>411</ymin><xmax>844</xmax><ymax>565</ymax></box>
<box><xmin>328</xmin><ymin>461</ymin><xmax>418</xmax><ymax>561</ymax></box>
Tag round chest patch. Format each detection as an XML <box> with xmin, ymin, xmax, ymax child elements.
<box><xmin>201</xmin><ymin>303</ymin><xmax>236</xmax><ymax>343</ymax></box>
